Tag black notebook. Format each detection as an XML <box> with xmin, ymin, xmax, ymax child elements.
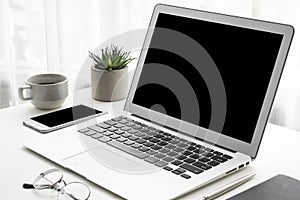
<box><xmin>228</xmin><ymin>175</ymin><xmax>300</xmax><ymax>200</ymax></box>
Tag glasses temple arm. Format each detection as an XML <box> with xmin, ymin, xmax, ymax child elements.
<box><xmin>23</xmin><ymin>183</ymin><xmax>35</xmax><ymax>189</ymax></box>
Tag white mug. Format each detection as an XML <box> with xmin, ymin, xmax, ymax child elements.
<box><xmin>18</xmin><ymin>73</ymin><xmax>68</xmax><ymax>109</ymax></box>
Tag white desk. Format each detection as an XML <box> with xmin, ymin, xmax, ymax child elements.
<box><xmin>1</xmin><ymin>88</ymin><xmax>300</xmax><ymax>199</ymax></box>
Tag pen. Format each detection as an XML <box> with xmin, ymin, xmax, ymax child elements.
<box><xmin>202</xmin><ymin>172</ymin><xmax>256</xmax><ymax>200</ymax></box>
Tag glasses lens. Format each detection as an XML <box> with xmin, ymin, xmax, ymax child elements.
<box><xmin>57</xmin><ymin>182</ymin><xmax>90</xmax><ymax>200</ymax></box>
<box><xmin>33</xmin><ymin>169</ymin><xmax>63</xmax><ymax>189</ymax></box>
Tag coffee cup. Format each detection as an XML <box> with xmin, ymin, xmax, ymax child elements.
<box><xmin>18</xmin><ymin>73</ymin><xmax>68</xmax><ymax>109</ymax></box>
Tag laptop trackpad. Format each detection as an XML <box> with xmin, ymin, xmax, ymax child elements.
<box><xmin>64</xmin><ymin>145</ymin><xmax>158</xmax><ymax>173</ymax></box>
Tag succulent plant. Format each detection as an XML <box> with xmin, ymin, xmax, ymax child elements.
<box><xmin>89</xmin><ymin>45</ymin><xmax>135</xmax><ymax>71</ymax></box>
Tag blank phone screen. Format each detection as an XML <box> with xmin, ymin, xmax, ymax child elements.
<box><xmin>31</xmin><ymin>105</ymin><xmax>102</xmax><ymax>127</ymax></box>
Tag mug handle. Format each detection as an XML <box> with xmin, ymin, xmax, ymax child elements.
<box><xmin>18</xmin><ymin>85</ymin><xmax>33</xmax><ymax>100</ymax></box>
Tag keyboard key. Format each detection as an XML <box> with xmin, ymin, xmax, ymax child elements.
<box><xmin>184</xmin><ymin>158</ymin><xmax>196</xmax><ymax>164</ymax></box>
<box><xmin>180</xmin><ymin>163</ymin><xmax>203</xmax><ymax>174</ymax></box>
<box><xmin>151</xmin><ymin>145</ymin><xmax>162</xmax><ymax>150</ymax></box>
<box><xmin>78</xmin><ymin>128</ymin><xmax>89</xmax><ymax>133</ymax></box>
<box><xmin>182</xmin><ymin>151</ymin><xmax>193</xmax><ymax>156</ymax></box>
<box><xmin>155</xmin><ymin>161</ymin><xmax>168</xmax><ymax>167</ymax></box>
<box><xmin>147</xmin><ymin>131</ymin><xmax>157</xmax><ymax>136</ymax></box>
<box><xmin>118</xmin><ymin>119</ymin><xmax>128</xmax><ymax>124</ymax></box>
<box><xmin>141</xmin><ymin>135</ymin><xmax>152</xmax><ymax>140</ymax></box>
<box><xmin>154</xmin><ymin>134</ymin><xmax>164</xmax><ymax>139</ymax></box>
<box><xmin>128</xmin><ymin>136</ymin><xmax>138</xmax><ymax>141</ymax></box>
<box><xmin>84</xmin><ymin>130</ymin><xmax>96</xmax><ymax>136</ymax></box>
<box><xmin>181</xmin><ymin>174</ymin><xmax>191</xmax><ymax>179</ymax></box>
<box><xmin>204</xmin><ymin>147</ymin><xmax>214</xmax><ymax>152</ymax></box>
<box><xmin>103</xmin><ymin>131</ymin><xmax>113</xmax><ymax>136</ymax></box>
<box><xmin>144</xmin><ymin>156</ymin><xmax>159</xmax><ymax>164</ymax></box>
<box><xmin>194</xmin><ymin>149</ymin><xmax>205</xmax><ymax>154</ymax></box>
<box><xmin>136</xmin><ymin>139</ymin><xmax>147</xmax><ymax>144</ymax></box>
<box><xmin>98</xmin><ymin>136</ymin><xmax>112</xmax><ymax>143</ymax></box>
<box><xmin>128</xmin><ymin>129</ymin><xmax>138</xmax><ymax>134</ymax></box>
<box><xmin>104</xmin><ymin>120</ymin><xmax>117</xmax><ymax>125</ymax></box>
<box><xmin>159</xmin><ymin>148</ymin><xmax>170</xmax><ymax>154</ymax></box>
<box><xmin>120</xmin><ymin>127</ymin><xmax>131</xmax><ymax>131</ymax></box>
<box><xmin>190</xmin><ymin>154</ymin><xmax>201</xmax><ymax>159</ymax></box>
<box><xmin>125</xmin><ymin>122</ymin><xmax>135</xmax><ymax>127</ymax></box>
<box><xmin>91</xmin><ymin>133</ymin><xmax>103</xmax><ymax>139</ymax></box>
<box><xmin>149</xmin><ymin>138</ymin><xmax>160</xmax><ymax>143</ymax></box>
<box><xmin>154</xmin><ymin>153</ymin><xmax>166</xmax><ymax>159</ymax></box>
<box><xmin>163</xmin><ymin>157</ymin><xmax>174</xmax><ymax>162</ymax></box>
<box><xmin>165</xmin><ymin>144</ymin><xmax>176</xmax><ymax>149</ymax></box>
<box><xmin>146</xmin><ymin>149</ymin><xmax>158</xmax><ymax>155</ymax></box>
<box><xmin>114</xmin><ymin>130</ymin><xmax>125</xmax><ymax>135</ymax></box>
<box><xmin>187</xmin><ymin>146</ymin><xmax>196</xmax><ymax>151</ymax></box>
<box><xmin>199</xmin><ymin>157</ymin><xmax>210</xmax><ymax>163</ymax></box>
<box><xmin>193</xmin><ymin>162</ymin><xmax>212</xmax><ymax>170</ymax></box>
<box><xmin>176</xmin><ymin>155</ymin><xmax>187</xmax><ymax>160</ymax></box>
<box><xmin>131</xmin><ymin>143</ymin><xmax>142</xmax><ymax>148</ymax></box>
<box><xmin>114</xmin><ymin>123</ymin><xmax>124</xmax><ymax>128</ymax></box>
<box><xmin>134</xmin><ymin>132</ymin><xmax>145</xmax><ymax>137</ymax></box>
<box><xmin>117</xmin><ymin>137</ymin><xmax>127</xmax><ymax>142</ymax></box>
<box><xmin>163</xmin><ymin>166</ymin><xmax>173</xmax><ymax>171</ymax></box>
<box><xmin>108</xmin><ymin>127</ymin><xmax>118</xmax><ymax>132</ymax></box>
<box><xmin>177</xmin><ymin>143</ymin><xmax>188</xmax><ymax>148</ymax></box>
<box><xmin>223</xmin><ymin>155</ymin><xmax>233</xmax><ymax>160</ymax></box>
<box><xmin>144</xmin><ymin>142</ymin><xmax>154</xmax><ymax>147</ymax></box>
<box><xmin>176</xmin><ymin>168</ymin><xmax>186</xmax><ymax>173</ymax></box>
<box><xmin>211</xmin><ymin>156</ymin><xmax>227</xmax><ymax>163</ymax></box>
<box><xmin>173</xmin><ymin>147</ymin><xmax>184</xmax><ymax>153</ymax></box>
<box><xmin>88</xmin><ymin>125</ymin><xmax>106</xmax><ymax>133</ymax></box>
<box><xmin>172</xmin><ymin>160</ymin><xmax>183</xmax><ymax>166</ymax></box>
<box><xmin>107</xmin><ymin>140</ymin><xmax>149</xmax><ymax>159</ymax></box>
<box><xmin>203</xmin><ymin>152</ymin><xmax>214</xmax><ymax>157</ymax></box>
<box><xmin>139</xmin><ymin>146</ymin><xmax>150</xmax><ymax>152</ymax></box>
<box><xmin>161</xmin><ymin>137</ymin><xmax>172</xmax><ymax>142</ymax></box>
<box><xmin>207</xmin><ymin>160</ymin><xmax>220</xmax><ymax>166</ymax></box>
<box><xmin>97</xmin><ymin>122</ymin><xmax>111</xmax><ymax>129</ymax></box>
<box><xmin>172</xmin><ymin>169</ymin><xmax>184</xmax><ymax>175</ymax></box>
<box><xmin>140</xmin><ymin>128</ymin><xmax>150</xmax><ymax>133</ymax></box>
<box><xmin>111</xmin><ymin>117</ymin><xmax>122</xmax><ymax>121</ymax></box>
<box><xmin>195</xmin><ymin>144</ymin><xmax>205</xmax><ymax>149</ymax></box>
<box><xmin>132</xmin><ymin>125</ymin><xmax>143</xmax><ymax>130</ymax></box>
<box><xmin>121</xmin><ymin>133</ymin><xmax>131</xmax><ymax>138</ymax></box>
<box><xmin>167</xmin><ymin>151</ymin><xmax>178</xmax><ymax>157</ymax></box>
<box><xmin>123</xmin><ymin>140</ymin><xmax>135</xmax><ymax>146</ymax></box>
<box><xmin>214</xmin><ymin>151</ymin><xmax>223</xmax><ymax>156</ymax></box>
<box><xmin>110</xmin><ymin>134</ymin><xmax>120</xmax><ymax>139</ymax></box>
<box><xmin>190</xmin><ymin>142</ymin><xmax>197</xmax><ymax>146</ymax></box>
<box><xmin>170</xmin><ymin>140</ymin><xmax>180</xmax><ymax>145</ymax></box>
<box><xmin>178</xmin><ymin>138</ymin><xmax>188</xmax><ymax>143</ymax></box>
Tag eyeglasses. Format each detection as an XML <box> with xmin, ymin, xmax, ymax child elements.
<box><xmin>23</xmin><ymin>169</ymin><xmax>91</xmax><ymax>200</ymax></box>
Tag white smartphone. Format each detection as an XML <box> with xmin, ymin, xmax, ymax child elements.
<box><xmin>23</xmin><ymin>104</ymin><xmax>106</xmax><ymax>133</ymax></box>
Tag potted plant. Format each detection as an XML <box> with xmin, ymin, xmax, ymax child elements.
<box><xmin>89</xmin><ymin>45</ymin><xmax>135</xmax><ymax>101</ymax></box>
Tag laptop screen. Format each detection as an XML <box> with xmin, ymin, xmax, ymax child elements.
<box><xmin>132</xmin><ymin>13</ymin><xmax>283</xmax><ymax>143</ymax></box>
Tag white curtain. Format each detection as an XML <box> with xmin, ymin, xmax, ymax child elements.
<box><xmin>252</xmin><ymin>0</ymin><xmax>300</xmax><ymax>131</ymax></box>
<box><xmin>0</xmin><ymin>0</ymin><xmax>252</xmax><ymax>109</ymax></box>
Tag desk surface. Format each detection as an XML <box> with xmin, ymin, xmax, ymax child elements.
<box><xmin>1</xmin><ymin>88</ymin><xmax>300</xmax><ymax>200</ymax></box>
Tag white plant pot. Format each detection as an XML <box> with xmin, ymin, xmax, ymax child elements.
<box><xmin>91</xmin><ymin>66</ymin><xmax>128</xmax><ymax>102</ymax></box>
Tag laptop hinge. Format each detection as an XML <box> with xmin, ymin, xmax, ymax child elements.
<box><xmin>131</xmin><ymin>114</ymin><xmax>237</xmax><ymax>153</ymax></box>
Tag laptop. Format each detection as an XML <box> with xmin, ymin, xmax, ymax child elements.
<box><xmin>24</xmin><ymin>4</ymin><xmax>294</xmax><ymax>200</ymax></box>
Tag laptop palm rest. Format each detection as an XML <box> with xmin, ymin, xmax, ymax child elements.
<box><xmin>64</xmin><ymin>141</ymin><xmax>159</xmax><ymax>174</ymax></box>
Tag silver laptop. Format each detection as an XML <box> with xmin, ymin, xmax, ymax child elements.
<box><xmin>24</xmin><ymin>4</ymin><xmax>293</xmax><ymax>200</ymax></box>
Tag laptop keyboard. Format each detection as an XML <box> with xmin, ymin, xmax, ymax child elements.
<box><xmin>78</xmin><ymin>116</ymin><xmax>233</xmax><ymax>179</ymax></box>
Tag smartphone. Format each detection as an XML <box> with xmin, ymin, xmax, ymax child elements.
<box><xmin>23</xmin><ymin>104</ymin><xmax>106</xmax><ymax>133</ymax></box>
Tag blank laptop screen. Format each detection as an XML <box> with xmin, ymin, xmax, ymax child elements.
<box><xmin>132</xmin><ymin>13</ymin><xmax>283</xmax><ymax>143</ymax></box>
